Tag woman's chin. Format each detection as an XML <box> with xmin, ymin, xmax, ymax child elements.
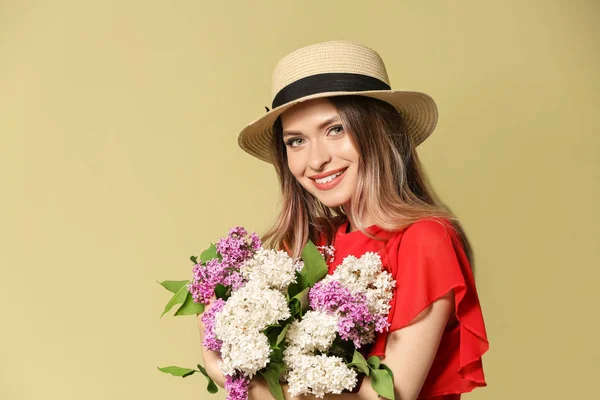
<box><xmin>313</xmin><ymin>194</ymin><xmax>351</xmax><ymax>209</ymax></box>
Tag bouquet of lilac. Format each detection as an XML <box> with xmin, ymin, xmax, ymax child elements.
<box><xmin>158</xmin><ymin>226</ymin><xmax>395</xmax><ymax>400</ymax></box>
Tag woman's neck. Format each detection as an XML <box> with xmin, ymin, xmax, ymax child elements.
<box><xmin>343</xmin><ymin>207</ymin><xmax>375</xmax><ymax>233</ymax></box>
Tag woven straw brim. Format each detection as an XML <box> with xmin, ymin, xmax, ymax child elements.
<box><xmin>238</xmin><ymin>90</ymin><xmax>438</xmax><ymax>163</ymax></box>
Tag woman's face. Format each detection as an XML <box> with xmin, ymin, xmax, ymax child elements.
<box><xmin>280</xmin><ymin>98</ymin><xmax>360</xmax><ymax>208</ymax></box>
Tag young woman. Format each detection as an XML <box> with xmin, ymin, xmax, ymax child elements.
<box><xmin>198</xmin><ymin>40</ymin><xmax>489</xmax><ymax>400</ymax></box>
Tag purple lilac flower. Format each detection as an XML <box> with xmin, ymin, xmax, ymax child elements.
<box><xmin>309</xmin><ymin>280</ymin><xmax>389</xmax><ymax>348</ymax></box>
<box><xmin>374</xmin><ymin>314</ymin><xmax>390</xmax><ymax>332</ymax></box>
<box><xmin>216</xmin><ymin>226</ymin><xmax>261</xmax><ymax>267</ymax></box>
<box><xmin>189</xmin><ymin>227</ymin><xmax>262</xmax><ymax>304</ymax></box>
<box><xmin>189</xmin><ymin>259</ymin><xmax>227</xmax><ymax>304</ymax></box>
<box><xmin>249</xmin><ymin>232</ymin><xmax>261</xmax><ymax>252</ymax></box>
<box><xmin>336</xmin><ymin>293</ymin><xmax>378</xmax><ymax>347</ymax></box>
<box><xmin>309</xmin><ymin>280</ymin><xmax>355</xmax><ymax>312</ymax></box>
<box><xmin>201</xmin><ymin>298</ymin><xmax>226</xmax><ymax>351</ymax></box>
<box><xmin>225</xmin><ymin>372</ymin><xmax>250</xmax><ymax>400</ymax></box>
<box><xmin>223</xmin><ymin>271</ymin><xmax>246</xmax><ymax>291</ymax></box>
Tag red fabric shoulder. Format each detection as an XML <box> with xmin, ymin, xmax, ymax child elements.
<box><xmin>368</xmin><ymin>218</ymin><xmax>489</xmax><ymax>397</ymax></box>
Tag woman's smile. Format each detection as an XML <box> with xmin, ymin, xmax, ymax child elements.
<box><xmin>310</xmin><ymin>167</ymin><xmax>348</xmax><ymax>190</ymax></box>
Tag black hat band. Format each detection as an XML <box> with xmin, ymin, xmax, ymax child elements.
<box><xmin>272</xmin><ymin>73</ymin><xmax>391</xmax><ymax>109</ymax></box>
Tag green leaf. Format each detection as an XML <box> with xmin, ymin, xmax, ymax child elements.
<box><xmin>158</xmin><ymin>280</ymin><xmax>189</xmax><ymax>294</ymax></box>
<box><xmin>190</xmin><ymin>255</ymin><xmax>198</xmax><ymax>264</ymax></box>
<box><xmin>267</xmin><ymin>327</ymin><xmax>281</xmax><ymax>348</ymax></box>
<box><xmin>348</xmin><ymin>349</ymin><xmax>370</xmax><ymax>375</ymax></box>
<box><xmin>298</xmin><ymin>240</ymin><xmax>328</xmax><ymax>288</ymax></box>
<box><xmin>288</xmin><ymin>298</ymin><xmax>301</xmax><ymax>318</ymax></box>
<box><xmin>214</xmin><ymin>284</ymin><xmax>228</xmax><ymax>300</ymax></box>
<box><xmin>370</xmin><ymin>368</ymin><xmax>395</xmax><ymax>399</ymax></box>
<box><xmin>174</xmin><ymin>291</ymin><xmax>205</xmax><ymax>316</ymax></box>
<box><xmin>380</xmin><ymin>363</ymin><xmax>394</xmax><ymax>379</ymax></box>
<box><xmin>350</xmin><ymin>349</ymin><xmax>367</xmax><ymax>365</ymax></box>
<box><xmin>200</xmin><ymin>244</ymin><xmax>218</xmax><ymax>263</ymax></box>
<box><xmin>367</xmin><ymin>355</ymin><xmax>381</xmax><ymax>370</ymax></box>
<box><xmin>276</xmin><ymin>324</ymin><xmax>291</xmax><ymax>345</ymax></box>
<box><xmin>157</xmin><ymin>366</ymin><xmax>196</xmax><ymax>377</ymax></box>
<box><xmin>331</xmin><ymin>336</ymin><xmax>355</xmax><ymax>361</ymax></box>
<box><xmin>287</xmin><ymin>281</ymin><xmax>302</xmax><ymax>299</ymax></box>
<box><xmin>161</xmin><ymin>284</ymin><xmax>189</xmax><ymax>317</ymax></box>
<box><xmin>197</xmin><ymin>364</ymin><xmax>219</xmax><ymax>394</ymax></box>
<box><xmin>270</xmin><ymin>347</ymin><xmax>284</xmax><ymax>364</ymax></box>
<box><xmin>265</xmin><ymin>323</ymin><xmax>290</xmax><ymax>348</ymax></box>
<box><xmin>259</xmin><ymin>363</ymin><xmax>285</xmax><ymax>400</ymax></box>
<box><xmin>291</xmin><ymin>287</ymin><xmax>310</xmax><ymax>311</ymax></box>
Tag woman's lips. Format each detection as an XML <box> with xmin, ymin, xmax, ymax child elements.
<box><xmin>310</xmin><ymin>168</ymin><xmax>348</xmax><ymax>191</ymax></box>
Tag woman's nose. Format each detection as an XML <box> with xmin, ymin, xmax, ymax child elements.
<box><xmin>309</xmin><ymin>140</ymin><xmax>332</xmax><ymax>171</ymax></box>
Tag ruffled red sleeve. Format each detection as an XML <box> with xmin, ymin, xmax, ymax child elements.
<box><xmin>368</xmin><ymin>219</ymin><xmax>489</xmax><ymax>398</ymax></box>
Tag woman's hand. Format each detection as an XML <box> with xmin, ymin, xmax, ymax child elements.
<box><xmin>247</xmin><ymin>376</ymin><xmax>277</xmax><ymax>399</ymax></box>
<box><xmin>197</xmin><ymin>298</ymin><xmax>227</xmax><ymax>388</ymax></box>
<box><xmin>247</xmin><ymin>376</ymin><xmax>377</xmax><ymax>400</ymax></box>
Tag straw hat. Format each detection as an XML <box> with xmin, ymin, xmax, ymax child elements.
<box><xmin>238</xmin><ymin>40</ymin><xmax>438</xmax><ymax>163</ymax></box>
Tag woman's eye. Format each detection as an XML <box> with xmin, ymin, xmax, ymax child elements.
<box><xmin>285</xmin><ymin>138</ymin><xmax>305</xmax><ymax>147</ymax></box>
<box><xmin>328</xmin><ymin>125</ymin><xmax>344</xmax><ymax>136</ymax></box>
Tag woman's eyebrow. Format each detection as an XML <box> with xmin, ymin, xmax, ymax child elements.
<box><xmin>282</xmin><ymin>116</ymin><xmax>341</xmax><ymax>137</ymax></box>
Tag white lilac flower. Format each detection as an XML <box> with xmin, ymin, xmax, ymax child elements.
<box><xmin>213</xmin><ymin>280</ymin><xmax>290</xmax><ymax>378</ymax></box>
<box><xmin>330</xmin><ymin>252</ymin><xmax>395</xmax><ymax>316</ymax></box>
<box><xmin>317</xmin><ymin>245</ymin><xmax>335</xmax><ymax>264</ymax></box>
<box><xmin>282</xmin><ymin>345</ymin><xmax>304</xmax><ymax>370</ymax></box>
<box><xmin>214</xmin><ymin>281</ymin><xmax>290</xmax><ymax>334</ymax></box>
<box><xmin>365</xmin><ymin>270</ymin><xmax>395</xmax><ymax>315</ymax></box>
<box><xmin>285</xmin><ymin>310</ymin><xmax>339</xmax><ymax>353</ymax></box>
<box><xmin>331</xmin><ymin>252</ymin><xmax>382</xmax><ymax>292</ymax></box>
<box><xmin>285</xmin><ymin>354</ymin><xmax>357</xmax><ymax>398</ymax></box>
<box><xmin>240</xmin><ymin>248</ymin><xmax>301</xmax><ymax>290</ymax></box>
<box><xmin>218</xmin><ymin>330</ymin><xmax>271</xmax><ymax>377</ymax></box>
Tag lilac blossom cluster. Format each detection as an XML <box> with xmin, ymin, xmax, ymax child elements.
<box><xmin>309</xmin><ymin>280</ymin><xmax>388</xmax><ymax>348</ymax></box>
<box><xmin>199</xmin><ymin>243</ymin><xmax>301</xmax><ymax>400</ymax></box>
<box><xmin>200</xmin><ymin>298</ymin><xmax>226</xmax><ymax>351</ymax></box>
<box><xmin>216</xmin><ymin>226</ymin><xmax>261</xmax><ymax>266</ymax></box>
<box><xmin>225</xmin><ymin>373</ymin><xmax>250</xmax><ymax>400</ymax></box>
<box><xmin>188</xmin><ymin>227</ymin><xmax>261</xmax><ymax>304</ymax></box>
<box><xmin>282</xmin><ymin>251</ymin><xmax>395</xmax><ymax>398</ymax></box>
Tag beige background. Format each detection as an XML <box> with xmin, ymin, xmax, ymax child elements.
<box><xmin>1</xmin><ymin>1</ymin><xmax>598</xmax><ymax>399</ymax></box>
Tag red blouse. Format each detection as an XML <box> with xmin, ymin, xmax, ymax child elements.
<box><xmin>325</xmin><ymin>218</ymin><xmax>489</xmax><ymax>399</ymax></box>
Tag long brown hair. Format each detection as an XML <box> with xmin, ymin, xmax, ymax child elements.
<box><xmin>262</xmin><ymin>96</ymin><xmax>473</xmax><ymax>265</ymax></box>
